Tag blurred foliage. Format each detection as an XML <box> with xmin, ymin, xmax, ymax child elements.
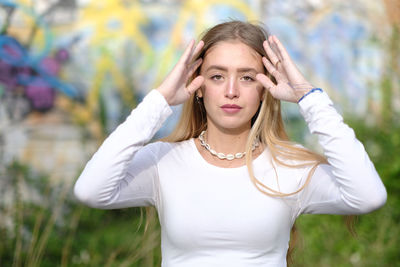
<box><xmin>291</xmin><ymin>117</ymin><xmax>400</xmax><ymax>266</ymax></box>
<box><xmin>0</xmin><ymin>161</ymin><xmax>160</xmax><ymax>266</ymax></box>
<box><xmin>2</xmin><ymin>111</ymin><xmax>399</xmax><ymax>266</ymax></box>
<box><xmin>291</xmin><ymin>23</ymin><xmax>400</xmax><ymax>267</ymax></box>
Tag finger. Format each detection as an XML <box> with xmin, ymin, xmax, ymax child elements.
<box><xmin>186</xmin><ymin>76</ymin><xmax>204</xmax><ymax>95</ymax></box>
<box><xmin>261</xmin><ymin>57</ymin><xmax>276</xmax><ymax>77</ymax></box>
<box><xmin>268</xmin><ymin>36</ymin><xmax>283</xmax><ymax>62</ymax></box>
<box><xmin>262</xmin><ymin>57</ymin><xmax>286</xmax><ymax>83</ymax></box>
<box><xmin>185</xmin><ymin>40</ymin><xmax>203</xmax><ymax>65</ymax></box>
<box><xmin>256</xmin><ymin>73</ymin><xmax>274</xmax><ymax>91</ymax></box>
<box><xmin>187</xmin><ymin>58</ymin><xmax>203</xmax><ymax>78</ymax></box>
<box><xmin>271</xmin><ymin>35</ymin><xmax>290</xmax><ymax>61</ymax></box>
<box><xmin>189</xmin><ymin>40</ymin><xmax>204</xmax><ymax>62</ymax></box>
<box><xmin>263</xmin><ymin>40</ymin><xmax>280</xmax><ymax>67</ymax></box>
<box><xmin>179</xmin><ymin>39</ymin><xmax>196</xmax><ymax>65</ymax></box>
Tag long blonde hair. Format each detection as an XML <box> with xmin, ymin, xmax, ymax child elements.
<box><xmin>159</xmin><ymin>21</ymin><xmax>329</xmax><ymax>264</ymax></box>
<box><xmin>142</xmin><ymin>21</ymin><xmax>357</xmax><ymax>265</ymax></box>
<box><xmin>158</xmin><ymin>20</ymin><xmax>330</xmax><ymax>265</ymax></box>
<box><xmin>162</xmin><ymin>20</ymin><xmax>327</xmax><ymax>195</ymax></box>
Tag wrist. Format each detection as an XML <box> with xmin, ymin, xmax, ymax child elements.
<box><xmin>291</xmin><ymin>83</ymin><xmax>314</xmax><ymax>102</ymax></box>
<box><xmin>295</xmin><ymin>89</ymin><xmax>312</xmax><ymax>102</ymax></box>
<box><xmin>297</xmin><ymin>88</ymin><xmax>323</xmax><ymax>103</ymax></box>
<box><xmin>156</xmin><ymin>87</ymin><xmax>172</xmax><ymax>105</ymax></box>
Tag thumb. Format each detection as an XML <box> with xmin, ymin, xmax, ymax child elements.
<box><xmin>256</xmin><ymin>73</ymin><xmax>274</xmax><ymax>92</ymax></box>
<box><xmin>187</xmin><ymin>76</ymin><xmax>204</xmax><ymax>95</ymax></box>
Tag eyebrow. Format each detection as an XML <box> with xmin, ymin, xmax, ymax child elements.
<box><xmin>205</xmin><ymin>65</ymin><xmax>259</xmax><ymax>73</ymax></box>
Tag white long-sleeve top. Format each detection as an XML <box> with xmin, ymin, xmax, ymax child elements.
<box><xmin>74</xmin><ymin>89</ymin><xmax>387</xmax><ymax>267</ymax></box>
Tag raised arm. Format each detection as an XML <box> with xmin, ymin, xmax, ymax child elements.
<box><xmin>297</xmin><ymin>91</ymin><xmax>387</xmax><ymax>215</ymax></box>
<box><xmin>74</xmin><ymin>40</ymin><xmax>204</xmax><ymax>209</ymax></box>
<box><xmin>73</xmin><ymin>90</ymin><xmax>172</xmax><ymax>209</ymax></box>
<box><xmin>256</xmin><ymin>35</ymin><xmax>386</xmax><ymax>215</ymax></box>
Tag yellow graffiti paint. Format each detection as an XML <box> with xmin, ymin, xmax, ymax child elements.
<box><xmin>154</xmin><ymin>0</ymin><xmax>258</xmax><ymax>86</ymax></box>
<box><xmin>78</xmin><ymin>1</ymin><xmax>153</xmax><ymax>59</ymax></box>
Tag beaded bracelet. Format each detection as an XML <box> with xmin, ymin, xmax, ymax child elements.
<box><xmin>297</xmin><ymin>88</ymin><xmax>323</xmax><ymax>103</ymax></box>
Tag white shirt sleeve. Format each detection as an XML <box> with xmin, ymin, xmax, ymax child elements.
<box><xmin>296</xmin><ymin>91</ymin><xmax>387</xmax><ymax>215</ymax></box>
<box><xmin>73</xmin><ymin>90</ymin><xmax>172</xmax><ymax>209</ymax></box>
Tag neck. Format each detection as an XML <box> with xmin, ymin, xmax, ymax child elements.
<box><xmin>205</xmin><ymin>124</ymin><xmax>251</xmax><ymax>155</ymax></box>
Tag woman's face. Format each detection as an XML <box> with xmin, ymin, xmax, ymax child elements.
<box><xmin>198</xmin><ymin>41</ymin><xmax>265</xmax><ymax>133</ymax></box>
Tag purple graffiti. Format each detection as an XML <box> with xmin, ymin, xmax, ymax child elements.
<box><xmin>0</xmin><ymin>35</ymin><xmax>70</xmax><ymax>112</ymax></box>
<box><xmin>55</xmin><ymin>48</ymin><xmax>69</xmax><ymax>62</ymax></box>
<box><xmin>24</xmin><ymin>78</ymin><xmax>56</xmax><ymax>110</ymax></box>
<box><xmin>0</xmin><ymin>59</ymin><xmax>17</xmax><ymax>90</ymax></box>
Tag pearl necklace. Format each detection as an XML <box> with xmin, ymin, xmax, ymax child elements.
<box><xmin>198</xmin><ymin>130</ymin><xmax>259</xmax><ymax>161</ymax></box>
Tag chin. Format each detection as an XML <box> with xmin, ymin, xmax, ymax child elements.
<box><xmin>207</xmin><ymin>114</ymin><xmax>252</xmax><ymax>132</ymax></box>
<box><xmin>217</xmin><ymin>121</ymin><xmax>251</xmax><ymax>132</ymax></box>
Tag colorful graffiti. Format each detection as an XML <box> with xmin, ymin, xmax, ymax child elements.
<box><xmin>0</xmin><ymin>0</ymin><xmax>259</xmax><ymax>131</ymax></box>
<box><xmin>0</xmin><ymin>0</ymin><xmax>392</xmax><ymax>178</ymax></box>
<box><xmin>0</xmin><ymin>1</ymin><xmax>80</xmax><ymax>122</ymax></box>
<box><xmin>0</xmin><ymin>2</ymin><xmax>398</xmax><ymax>266</ymax></box>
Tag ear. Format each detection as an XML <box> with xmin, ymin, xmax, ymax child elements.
<box><xmin>196</xmin><ymin>88</ymin><xmax>203</xmax><ymax>98</ymax></box>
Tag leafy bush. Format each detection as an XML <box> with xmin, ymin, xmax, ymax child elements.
<box><xmin>0</xmin><ymin>161</ymin><xmax>160</xmax><ymax>266</ymax></box>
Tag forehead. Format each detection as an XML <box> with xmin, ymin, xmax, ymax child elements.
<box><xmin>202</xmin><ymin>41</ymin><xmax>263</xmax><ymax>71</ymax></box>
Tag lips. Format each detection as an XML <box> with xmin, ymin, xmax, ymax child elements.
<box><xmin>221</xmin><ymin>104</ymin><xmax>242</xmax><ymax>114</ymax></box>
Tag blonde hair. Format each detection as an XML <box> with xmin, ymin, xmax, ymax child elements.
<box><xmin>159</xmin><ymin>20</ymin><xmax>329</xmax><ymax>265</ymax></box>
<box><xmin>162</xmin><ymin>20</ymin><xmax>327</xmax><ymax>196</ymax></box>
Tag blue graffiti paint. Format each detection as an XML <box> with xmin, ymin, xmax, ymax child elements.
<box><xmin>0</xmin><ymin>1</ymin><xmax>80</xmax><ymax>99</ymax></box>
<box><xmin>0</xmin><ymin>35</ymin><xmax>27</xmax><ymax>66</ymax></box>
<box><xmin>0</xmin><ymin>0</ymin><xmax>53</xmax><ymax>64</ymax></box>
<box><xmin>0</xmin><ymin>35</ymin><xmax>79</xmax><ymax>98</ymax></box>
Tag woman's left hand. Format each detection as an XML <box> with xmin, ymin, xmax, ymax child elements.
<box><xmin>256</xmin><ymin>35</ymin><xmax>314</xmax><ymax>103</ymax></box>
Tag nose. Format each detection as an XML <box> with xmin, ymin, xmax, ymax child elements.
<box><xmin>225</xmin><ymin>77</ymin><xmax>239</xmax><ymax>99</ymax></box>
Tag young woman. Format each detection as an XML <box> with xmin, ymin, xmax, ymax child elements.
<box><xmin>74</xmin><ymin>21</ymin><xmax>387</xmax><ymax>266</ymax></box>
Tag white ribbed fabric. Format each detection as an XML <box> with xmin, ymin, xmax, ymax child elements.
<box><xmin>74</xmin><ymin>89</ymin><xmax>386</xmax><ymax>267</ymax></box>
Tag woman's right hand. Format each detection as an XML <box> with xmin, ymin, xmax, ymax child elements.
<box><xmin>156</xmin><ymin>40</ymin><xmax>204</xmax><ymax>106</ymax></box>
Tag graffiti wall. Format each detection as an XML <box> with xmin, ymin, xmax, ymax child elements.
<box><xmin>0</xmin><ymin>0</ymin><xmax>392</xmax><ymax>181</ymax></box>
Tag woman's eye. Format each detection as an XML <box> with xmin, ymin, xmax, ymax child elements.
<box><xmin>211</xmin><ymin>75</ymin><xmax>223</xmax><ymax>81</ymax></box>
<box><xmin>242</xmin><ymin>76</ymin><xmax>254</xmax><ymax>82</ymax></box>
